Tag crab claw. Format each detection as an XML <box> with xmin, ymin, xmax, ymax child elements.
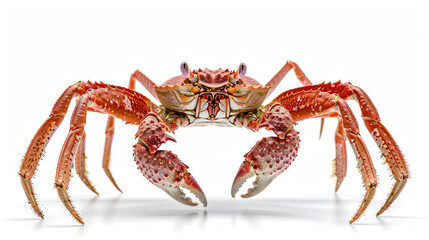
<box><xmin>231</xmin><ymin>130</ymin><xmax>300</xmax><ymax>198</ymax></box>
<box><xmin>134</xmin><ymin>142</ymin><xmax>207</xmax><ymax>207</ymax></box>
<box><xmin>163</xmin><ymin>172</ymin><xmax>207</xmax><ymax>207</ymax></box>
<box><xmin>231</xmin><ymin>160</ymin><xmax>277</xmax><ymax>198</ymax></box>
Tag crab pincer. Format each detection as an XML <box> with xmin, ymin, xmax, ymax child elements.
<box><xmin>134</xmin><ymin>113</ymin><xmax>207</xmax><ymax>207</ymax></box>
<box><xmin>231</xmin><ymin>130</ymin><xmax>300</xmax><ymax>198</ymax></box>
<box><xmin>133</xmin><ymin>143</ymin><xmax>207</xmax><ymax>206</ymax></box>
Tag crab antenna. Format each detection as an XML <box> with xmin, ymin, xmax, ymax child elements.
<box><xmin>237</xmin><ymin>63</ymin><xmax>247</xmax><ymax>77</ymax></box>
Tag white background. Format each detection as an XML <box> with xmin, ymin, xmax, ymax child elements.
<box><xmin>2</xmin><ymin>0</ymin><xmax>428</xmax><ymax>239</ymax></box>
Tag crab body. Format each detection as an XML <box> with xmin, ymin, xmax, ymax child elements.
<box><xmin>155</xmin><ymin>67</ymin><xmax>269</xmax><ymax>127</ymax></box>
<box><xmin>19</xmin><ymin>61</ymin><xmax>409</xmax><ymax>225</ymax></box>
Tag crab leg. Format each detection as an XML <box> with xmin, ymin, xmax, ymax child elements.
<box><xmin>134</xmin><ymin>113</ymin><xmax>207</xmax><ymax>206</ymax></box>
<box><xmin>56</xmin><ymin>84</ymin><xmax>156</xmax><ymax>223</ymax></box>
<box><xmin>351</xmin><ymin>86</ymin><xmax>409</xmax><ymax>216</ymax></box>
<box><xmin>265</xmin><ymin>60</ymin><xmax>313</xmax><ymax>98</ymax></box>
<box><xmin>316</xmin><ymin>111</ymin><xmax>348</xmax><ymax>191</ymax></box>
<box><xmin>101</xmin><ymin>116</ymin><xmax>122</xmax><ymax>192</ymax></box>
<box><xmin>267</xmin><ymin>62</ymin><xmax>351</xmax><ymax>183</ymax></box>
<box><xmin>19</xmin><ymin>83</ymin><xmax>81</xmax><ymax>218</ymax></box>
<box><xmin>266</xmin><ymin>61</ymin><xmax>334</xmax><ymax>140</ymax></box>
<box><xmin>334</xmin><ymin>98</ymin><xmax>377</xmax><ymax>223</ymax></box>
<box><xmin>55</xmin><ymin>94</ymin><xmax>90</xmax><ymax>224</ymax></box>
<box><xmin>101</xmin><ymin>70</ymin><xmax>158</xmax><ymax>192</ymax></box>
<box><xmin>20</xmin><ymin>81</ymin><xmax>155</xmax><ymax>223</ymax></box>
<box><xmin>243</xmin><ymin>89</ymin><xmax>377</xmax><ymax>223</ymax></box>
<box><xmin>75</xmin><ymin>132</ymin><xmax>98</xmax><ymax>194</ymax></box>
<box><xmin>333</xmin><ymin>117</ymin><xmax>347</xmax><ymax>191</ymax></box>
<box><xmin>308</xmin><ymin>82</ymin><xmax>408</xmax><ymax>216</ymax></box>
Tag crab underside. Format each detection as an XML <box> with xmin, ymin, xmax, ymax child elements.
<box><xmin>19</xmin><ymin>61</ymin><xmax>408</xmax><ymax>224</ymax></box>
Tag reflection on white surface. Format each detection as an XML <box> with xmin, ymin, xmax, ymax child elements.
<box><xmin>10</xmin><ymin>194</ymin><xmax>425</xmax><ymax>229</ymax></box>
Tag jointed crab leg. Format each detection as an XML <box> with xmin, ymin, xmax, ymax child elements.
<box><xmin>267</xmin><ymin>61</ymin><xmax>330</xmax><ymax>145</ymax></box>
<box><xmin>55</xmin><ymin>94</ymin><xmax>90</xmax><ymax>224</ymax></box>
<box><xmin>316</xmin><ymin>111</ymin><xmax>347</xmax><ymax>191</ymax></box>
<box><xmin>19</xmin><ymin>84</ymin><xmax>81</xmax><ymax>218</ymax></box>
<box><xmin>237</xmin><ymin>88</ymin><xmax>378</xmax><ymax>223</ymax></box>
<box><xmin>101</xmin><ymin>70</ymin><xmax>158</xmax><ymax>192</ymax></box>
<box><xmin>334</xmin><ymin>98</ymin><xmax>377</xmax><ymax>223</ymax></box>
<box><xmin>351</xmin><ymin>86</ymin><xmax>409</xmax><ymax>216</ymax></box>
<box><xmin>268</xmin><ymin>82</ymin><xmax>407</xmax><ymax>221</ymax></box>
<box><xmin>20</xmin><ymin>81</ymin><xmax>155</xmax><ymax>223</ymax></box>
<box><xmin>310</xmin><ymin>82</ymin><xmax>408</xmax><ymax>216</ymax></box>
<box><xmin>265</xmin><ymin>60</ymin><xmax>312</xmax><ymax>98</ymax></box>
<box><xmin>75</xmin><ymin>132</ymin><xmax>98</xmax><ymax>194</ymax></box>
<box><xmin>333</xmin><ymin>117</ymin><xmax>347</xmax><ymax>191</ymax></box>
<box><xmin>102</xmin><ymin>116</ymin><xmax>122</xmax><ymax>192</ymax></box>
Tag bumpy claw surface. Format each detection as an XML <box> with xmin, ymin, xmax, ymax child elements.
<box><xmin>258</xmin><ymin>104</ymin><xmax>295</xmax><ymax>139</ymax></box>
<box><xmin>136</xmin><ymin>114</ymin><xmax>176</xmax><ymax>154</ymax></box>
<box><xmin>134</xmin><ymin>143</ymin><xmax>207</xmax><ymax>207</ymax></box>
<box><xmin>231</xmin><ymin>130</ymin><xmax>300</xmax><ymax>198</ymax></box>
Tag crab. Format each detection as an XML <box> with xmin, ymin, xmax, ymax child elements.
<box><xmin>19</xmin><ymin>61</ymin><xmax>409</xmax><ymax>224</ymax></box>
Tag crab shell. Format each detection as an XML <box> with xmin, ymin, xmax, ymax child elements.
<box><xmin>153</xmin><ymin>68</ymin><xmax>270</xmax><ymax>125</ymax></box>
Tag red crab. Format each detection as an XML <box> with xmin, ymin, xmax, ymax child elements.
<box><xmin>19</xmin><ymin>61</ymin><xmax>408</xmax><ymax>224</ymax></box>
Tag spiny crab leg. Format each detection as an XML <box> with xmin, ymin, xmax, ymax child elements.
<box><xmin>102</xmin><ymin>115</ymin><xmax>122</xmax><ymax>192</ymax></box>
<box><xmin>351</xmin><ymin>86</ymin><xmax>409</xmax><ymax>216</ymax></box>
<box><xmin>268</xmin><ymin>81</ymin><xmax>408</xmax><ymax>222</ymax></box>
<box><xmin>240</xmin><ymin>89</ymin><xmax>378</xmax><ymax>223</ymax></box>
<box><xmin>316</xmin><ymin>111</ymin><xmax>348</xmax><ymax>192</ymax></box>
<box><xmin>134</xmin><ymin>114</ymin><xmax>207</xmax><ymax>206</ymax></box>
<box><xmin>75</xmin><ymin>132</ymin><xmax>98</xmax><ymax>194</ymax></box>
<box><xmin>55</xmin><ymin>94</ymin><xmax>91</xmax><ymax>224</ymax></box>
<box><xmin>333</xmin><ymin>117</ymin><xmax>347</xmax><ymax>192</ymax></box>
<box><xmin>100</xmin><ymin>70</ymin><xmax>156</xmax><ymax>193</ymax></box>
<box><xmin>19</xmin><ymin>84</ymin><xmax>80</xmax><ymax>218</ymax></box>
<box><xmin>20</xmin><ymin>81</ymin><xmax>155</xmax><ymax>223</ymax></box>
<box><xmin>266</xmin><ymin>61</ymin><xmax>329</xmax><ymax>141</ymax></box>
<box><xmin>265</xmin><ymin>60</ymin><xmax>313</xmax><ymax>98</ymax></box>
<box><xmin>334</xmin><ymin>98</ymin><xmax>377</xmax><ymax>223</ymax></box>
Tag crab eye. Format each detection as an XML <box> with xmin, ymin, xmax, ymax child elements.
<box><xmin>237</xmin><ymin>62</ymin><xmax>247</xmax><ymax>77</ymax></box>
<box><xmin>180</xmin><ymin>61</ymin><xmax>190</xmax><ymax>76</ymax></box>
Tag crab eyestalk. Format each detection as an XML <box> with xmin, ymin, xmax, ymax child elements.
<box><xmin>231</xmin><ymin>130</ymin><xmax>300</xmax><ymax>198</ymax></box>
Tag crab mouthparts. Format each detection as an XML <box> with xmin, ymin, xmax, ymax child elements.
<box><xmin>196</xmin><ymin>92</ymin><xmax>230</xmax><ymax>119</ymax></box>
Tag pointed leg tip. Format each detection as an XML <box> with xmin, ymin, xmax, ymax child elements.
<box><xmin>104</xmin><ymin>169</ymin><xmax>122</xmax><ymax>193</ymax></box>
<box><xmin>73</xmin><ymin>215</ymin><xmax>85</xmax><ymax>225</ymax></box>
<box><xmin>56</xmin><ymin>186</ymin><xmax>85</xmax><ymax>225</ymax></box>
<box><xmin>112</xmin><ymin>183</ymin><xmax>123</xmax><ymax>193</ymax></box>
<box><xmin>21</xmin><ymin>176</ymin><xmax>45</xmax><ymax>220</ymax></box>
<box><xmin>35</xmin><ymin>210</ymin><xmax>45</xmax><ymax>219</ymax></box>
<box><xmin>334</xmin><ymin>179</ymin><xmax>343</xmax><ymax>192</ymax></box>
<box><xmin>80</xmin><ymin>177</ymin><xmax>100</xmax><ymax>195</ymax></box>
<box><xmin>376</xmin><ymin>208</ymin><xmax>386</xmax><ymax>217</ymax></box>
